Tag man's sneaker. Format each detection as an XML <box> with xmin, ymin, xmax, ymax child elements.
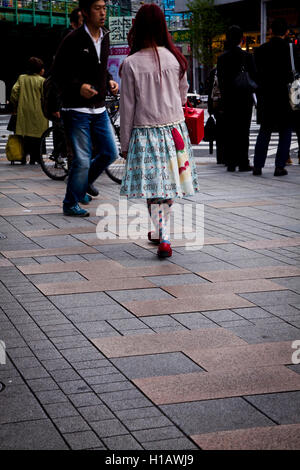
<box><xmin>274</xmin><ymin>167</ymin><xmax>288</xmax><ymax>176</ymax></box>
<box><xmin>157</xmin><ymin>242</ymin><xmax>172</xmax><ymax>258</ymax></box>
<box><xmin>63</xmin><ymin>204</ymin><xmax>89</xmax><ymax>217</ymax></box>
<box><xmin>253</xmin><ymin>167</ymin><xmax>262</xmax><ymax>176</ymax></box>
<box><xmin>80</xmin><ymin>194</ymin><xmax>92</xmax><ymax>205</ymax></box>
<box><xmin>286</xmin><ymin>156</ymin><xmax>293</xmax><ymax>165</ymax></box>
<box><xmin>87</xmin><ymin>184</ymin><xmax>99</xmax><ymax>197</ymax></box>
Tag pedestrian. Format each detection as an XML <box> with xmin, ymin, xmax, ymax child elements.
<box><xmin>217</xmin><ymin>25</ymin><xmax>257</xmax><ymax>172</ymax></box>
<box><xmin>9</xmin><ymin>57</ymin><xmax>48</xmax><ymax>165</ymax></box>
<box><xmin>70</xmin><ymin>7</ymin><xmax>84</xmax><ymax>30</ymax></box>
<box><xmin>51</xmin><ymin>0</ymin><xmax>119</xmax><ymax>217</ymax></box>
<box><xmin>253</xmin><ymin>18</ymin><xmax>294</xmax><ymax>176</ymax></box>
<box><xmin>119</xmin><ymin>4</ymin><xmax>199</xmax><ymax>258</ymax></box>
<box><xmin>206</xmin><ymin>66</ymin><xmax>226</xmax><ymax>164</ymax></box>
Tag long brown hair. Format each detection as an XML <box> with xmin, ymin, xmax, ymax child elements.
<box><xmin>125</xmin><ymin>4</ymin><xmax>187</xmax><ymax>79</ymax></box>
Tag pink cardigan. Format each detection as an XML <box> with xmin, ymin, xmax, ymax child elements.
<box><xmin>120</xmin><ymin>47</ymin><xmax>189</xmax><ymax>152</ymax></box>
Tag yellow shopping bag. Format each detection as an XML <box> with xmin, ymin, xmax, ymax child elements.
<box><xmin>6</xmin><ymin>135</ymin><xmax>25</xmax><ymax>162</ymax></box>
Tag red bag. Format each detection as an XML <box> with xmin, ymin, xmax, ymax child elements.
<box><xmin>183</xmin><ymin>102</ymin><xmax>204</xmax><ymax>145</ymax></box>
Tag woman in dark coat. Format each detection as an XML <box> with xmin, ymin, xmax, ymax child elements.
<box><xmin>217</xmin><ymin>25</ymin><xmax>257</xmax><ymax>172</ymax></box>
<box><xmin>253</xmin><ymin>18</ymin><xmax>294</xmax><ymax>176</ymax></box>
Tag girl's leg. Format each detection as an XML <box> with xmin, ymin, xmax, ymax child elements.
<box><xmin>147</xmin><ymin>198</ymin><xmax>173</xmax><ymax>244</ymax></box>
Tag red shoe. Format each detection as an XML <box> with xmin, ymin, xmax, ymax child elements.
<box><xmin>148</xmin><ymin>231</ymin><xmax>160</xmax><ymax>245</ymax></box>
<box><xmin>157</xmin><ymin>242</ymin><xmax>172</xmax><ymax>258</ymax></box>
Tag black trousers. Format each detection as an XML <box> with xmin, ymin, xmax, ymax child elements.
<box><xmin>24</xmin><ymin>136</ymin><xmax>41</xmax><ymax>164</ymax></box>
<box><xmin>223</xmin><ymin>105</ymin><xmax>253</xmax><ymax>170</ymax></box>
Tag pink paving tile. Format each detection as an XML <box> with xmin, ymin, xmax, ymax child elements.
<box><xmin>17</xmin><ymin>259</ymin><xmax>123</xmax><ymax>275</ymax></box>
<box><xmin>2</xmin><ymin>246</ymin><xmax>98</xmax><ymax>259</ymax></box>
<box><xmin>122</xmin><ymin>293</ymin><xmax>254</xmax><ymax>316</ymax></box>
<box><xmin>237</xmin><ymin>237</ymin><xmax>300</xmax><ymax>250</ymax></box>
<box><xmin>133</xmin><ymin>366</ymin><xmax>300</xmax><ymax>404</ymax></box>
<box><xmin>135</xmin><ymin>237</ymin><xmax>228</xmax><ymax>249</ymax></box>
<box><xmin>184</xmin><ymin>341</ymin><xmax>294</xmax><ymax>372</ymax></box>
<box><xmin>0</xmin><ymin>259</ymin><xmax>13</xmax><ymax>267</ymax></box>
<box><xmin>91</xmin><ymin>328</ymin><xmax>247</xmax><ymax>358</ymax></box>
<box><xmin>22</xmin><ymin>226</ymin><xmax>97</xmax><ymax>237</ymax></box>
<box><xmin>163</xmin><ymin>279</ymin><xmax>286</xmax><ymax>298</ymax></box>
<box><xmin>197</xmin><ymin>266</ymin><xmax>300</xmax><ymax>282</ymax></box>
<box><xmin>81</xmin><ymin>264</ymin><xmax>190</xmax><ymax>280</ymax></box>
<box><xmin>36</xmin><ymin>277</ymin><xmax>155</xmax><ymax>295</ymax></box>
<box><xmin>206</xmin><ymin>200</ymin><xmax>276</xmax><ymax>208</ymax></box>
<box><xmin>0</xmin><ymin>207</ymin><xmax>61</xmax><ymax>216</ymax></box>
<box><xmin>191</xmin><ymin>424</ymin><xmax>300</xmax><ymax>450</ymax></box>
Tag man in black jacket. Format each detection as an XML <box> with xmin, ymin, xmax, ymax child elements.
<box><xmin>253</xmin><ymin>18</ymin><xmax>293</xmax><ymax>177</ymax></box>
<box><xmin>217</xmin><ymin>25</ymin><xmax>257</xmax><ymax>172</ymax></box>
<box><xmin>52</xmin><ymin>0</ymin><xmax>119</xmax><ymax>216</ymax></box>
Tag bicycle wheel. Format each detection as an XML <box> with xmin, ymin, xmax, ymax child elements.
<box><xmin>105</xmin><ymin>115</ymin><xmax>126</xmax><ymax>185</ymax></box>
<box><xmin>40</xmin><ymin>125</ymin><xmax>69</xmax><ymax>181</ymax></box>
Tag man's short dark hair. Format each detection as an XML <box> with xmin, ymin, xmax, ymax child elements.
<box><xmin>27</xmin><ymin>57</ymin><xmax>44</xmax><ymax>75</ymax></box>
<box><xmin>70</xmin><ymin>7</ymin><xmax>81</xmax><ymax>25</ymax></box>
<box><xmin>226</xmin><ymin>25</ymin><xmax>243</xmax><ymax>48</ymax></box>
<box><xmin>271</xmin><ymin>18</ymin><xmax>288</xmax><ymax>36</ymax></box>
<box><xmin>79</xmin><ymin>0</ymin><xmax>106</xmax><ymax>14</ymax></box>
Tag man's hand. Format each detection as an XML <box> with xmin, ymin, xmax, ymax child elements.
<box><xmin>52</xmin><ymin>111</ymin><xmax>61</xmax><ymax>119</ymax></box>
<box><xmin>80</xmin><ymin>84</ymin><xmax>98</xmax><ymax>99</ymax></box>
<box><xmin>122</xmin><ymin>151</ymin><xmax>128</xmax><ymax>160</ymax></box>
<box><xmin>109</xmin><ymin>80</ymin><xmax>119</xmax><ymax>95</ymax></box>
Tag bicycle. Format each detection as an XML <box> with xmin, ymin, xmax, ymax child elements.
<box><xmin>39</xmin><ymin>95</ymin><xmax>125</xmax><ymax>184</ymax></box>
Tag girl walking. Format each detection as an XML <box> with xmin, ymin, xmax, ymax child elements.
<box><xmin>120</xmin><ymin>4</ymin><xmax>199</xmax><ymax>258</ymax></box>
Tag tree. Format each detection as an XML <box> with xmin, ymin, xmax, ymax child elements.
<box><xmin>187</xmin><ymin>0</ymin><xmax>226</xmax><ymax>71</ymax></box>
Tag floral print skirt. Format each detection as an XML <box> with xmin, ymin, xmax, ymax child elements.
<box><xmin>120</xmin><ymin>121</ymin><xmax>199</xmax><ymax>199</ymax></box>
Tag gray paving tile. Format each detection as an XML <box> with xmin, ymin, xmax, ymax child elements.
<box><xmin>240</xmin><ymin>291</ymin><xmax>300</xmax><ymax>306</ymax></box>
<box><xmin>49</xmin><ymin>292</ymin><xmax>115</xmax><ymax>308</ymax></box>
<box><xmin>227</xmin><ymin>323</ymin><xmax>300</xmax><ymax>343</ymax></box>
<box><xmin>79</xmin><ymin>405</ymin><xmax>115</xmax><ymax>422</ymax></box>
<box><xmin>53</xmin><ymin>416</ymin><xmax>90</xmax><ymax>434</ymax></box>
<box><xmin>50</xmin><ymin>369</ymin><xmax>82</xmax><ymax>382</ymax></box>
<box><xmin>63</xmin><ymin>431</ymin><xmax>104</xmax><ymax>450</ymax></box>
<box><xmin>124</xmin><ymin>416</ymin><xmax>173</xmax><ymax>431</ymax></box>
<box><xmin>141</xmin><ymin>315</ymin><xmax>182</xmax><ymax>328</ymax></box>
<box><xmin>61</xmin><ymin>347</ymin><xmax>104</xmax><ymax>362</ymax></box>
<box><xmin>35</xmin><ymin>390</ymin><xmax>69</xmax><ymax>405</ymax></box>
<box><xmin>111</xmin><ymin>352</ymin><xmax>203</xmax><ymax>379</ymax></box>
<box><xmin>26</xmin><ymin>378</ymin><xmax>59</xmax><ymax>392</ymax></box>
<box><xmin>160</xmin><ymin>397</ymin><xmax>275</xmax><ymax>435</ymax></box>
<box><xmin>142</xmin><ymin>437</ymin><xmax>198</xmax><ymax>450</ymax></box>
<box><xmin>59</xmin><ymin>380</ymin><xmax>91</xmax><ymax>395</ymax></box>
<box><xmin>102</xmin><ymin>434</ymin><xmax>143</xmax><ymax>450</ymax></box>
<box><xmin>245</xmin><ymin>392</ymin><xmax>300</xmax><ymax>424</ymax></box>
<box><xmin>0</xmin><ymin>420</ymin><xmax>68</xmax><ymax>450</ymax></box>
<box><xmin>0</xmin><ymin>393</ymin><xmax>47</xmax><ymax>424</ymax></box>
<box><xmin>132</xmin><ymin>426</ymin><xmax>185</xmax><ymax>443</ymax></box>
<box><xmin>202</xmin><ymin>309</ymin><xmax>243</xmax><ymax>322</ymax></box>
<box><xmin>262</xmin><ymin>304</ymin><xmax>300</xmax><ymax>319</ymax></box>
<box><xmin>233</xmin><ymin>307</ymin><xmax>274</xmax><ymax>319</ymax></box>
<box><xmin>171</xmin><ymin>312</ymin><xmax>218</xmax><ymax>328</ymax></box>
<box><xmin>108</xmin><ymin>318</ymin><xmax>151</xmax><ymax>332</ymax></box>
<box><xmin>91</xmin><ymin>419</ymin><xmax>128</xmax><ymax>438</ymax></box>
<box><xmin>68</xmin><ymin>392</ymin><xmax>103</xmax><ymax>408</ymax></box>
<box><xmin>44</xmin><ymin>402</ymin><xmax>79</xmax><ymax>419</ymax></box>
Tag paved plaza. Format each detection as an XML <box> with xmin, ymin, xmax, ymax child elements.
<box><xmin>0</xmin><ymin>115</ymin><xmax>300</xmax><ymax>450</ymax></box>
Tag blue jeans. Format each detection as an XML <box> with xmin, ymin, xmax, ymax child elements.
<box><xmin>62</xmin><ymin>110</ymin><xmax>118</xmax><ymax>207</ymax></box>
<box><xmin>254</xmin><ymin>126</ymin><xmax>292</xmax><ymax>169</ymax></box>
